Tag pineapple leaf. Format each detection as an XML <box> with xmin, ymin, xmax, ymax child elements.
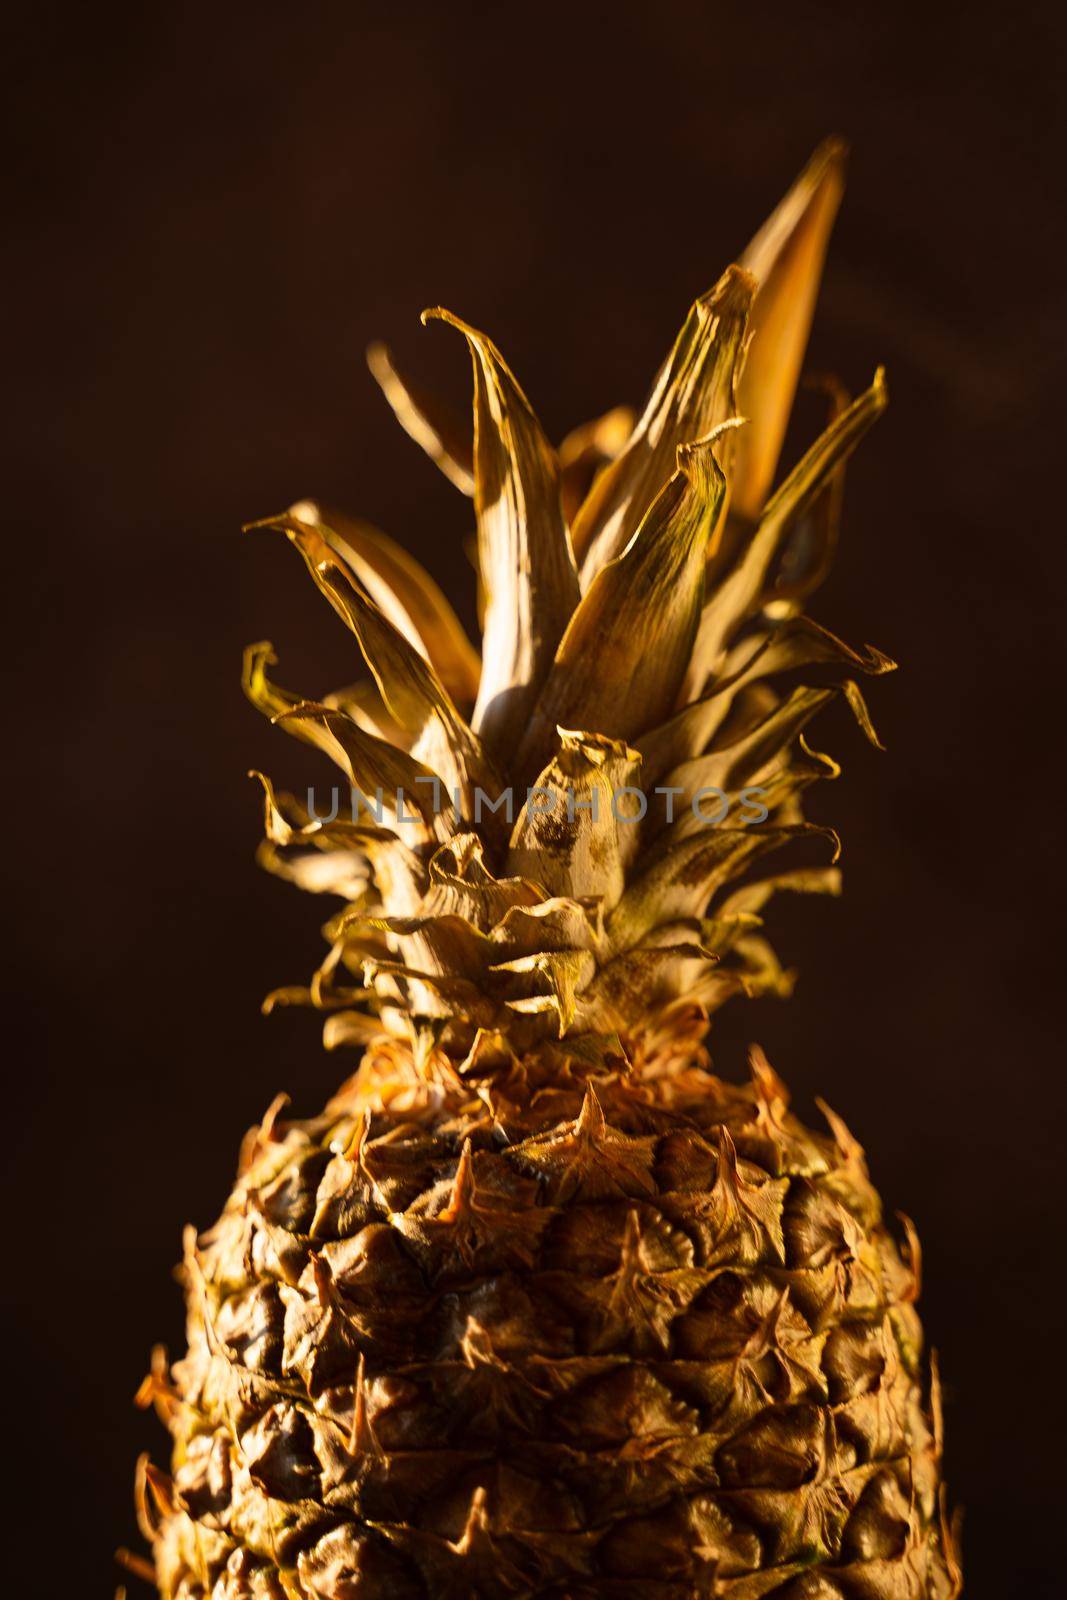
<box><xmin>272</xmin><ymin>698</ymin><xmax>455</xmax><ymax>843</ymax></box>
<box><xmin>507</xmin><ymin>731</ymin><xmax>644</xmax><ymax>908</ymax></box>
<box><xmin>733</xmin><ymin>138</ymin><xmax>849</xmax><ymax>521</ymax></box>
<box><xmin>717</xmin><ymin>862</ymin><xmax>843</xmax><ymax>919</ymax></box>
<box><xmin>655</xmin><ymin>686</ymin><xmax>837</xmax><ymax>843</ymax></box>
<box><xmin>690</xmin><ymin>369</ymin><xmax>888</xmax><ymax>692</ymax></box>
<box><xmin>366</xmin><ymin>339</ymin><xmax>475</xmax><ymax>494</ymax></box>
<box><xmin>251</xmin><ymin>512</ymin><xmax>498</xmax><ymax>812</ymax></box>
<box><xmin>571</xmin><ymin>264</ymin><xmax>754</xmax><ymax>584</ymax></box>
<box><xmin>557</xmin><ymin>404</ymin><xmax>636</xmax><ymax>524</ymax></box>
<box><xmin>285</xmin><ymin>498</ymin><xmax>481</xmax><ymax>707</ymax></box>
<box><xmin>641</xmin><ymin>618</ymin><xmax>893</xmax><ymax>784</ymax></box>
<box><xmin>516</xmin><ymin>429</ymin><xmax>730</xmax><ymax>782</ymax></box>
<box><xmin>425</xmin><ymin>834</ymin><xmax>544</xmax><ymax>929</ymax></box>
<box><xmin>609</xmin><ymin>824</ymin><xmax>838</xmax><ymax>951</ymax></box>
<box><xmin>423</xmin><ymin>306</ymin><xmax>581</xmax><ymax>757</ymax></box>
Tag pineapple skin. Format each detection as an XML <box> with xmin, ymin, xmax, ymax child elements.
<box><xmin>137</xmin><ymin>143</ymin><xmax>960</xmax><ymax>1597</ymax></box>
<box><xmin>141</xmin><ymin>1031</ymin><xmax>957</xmax><ymax>1598</ymax></box>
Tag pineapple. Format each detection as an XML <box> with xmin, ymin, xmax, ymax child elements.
<box><xmin>135</xmin><ymin>142</ymin><xmax>959</xmax><ymax>1599</ymax></box>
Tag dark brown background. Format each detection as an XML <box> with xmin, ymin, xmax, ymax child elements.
<box><xmin>3</xmin><ymin>2</ymin><xmax>1064</xmax><ymax>1594</ymax></box>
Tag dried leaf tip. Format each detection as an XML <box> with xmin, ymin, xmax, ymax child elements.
<box><xmin>733</xmin><ymin>140</ymin><xmax>852</xmax><ymax>520</ymax></box>
<box><xmin>365</xmin><ymin>340</ymin><xmax>475</xmax><ymax>495</ymax></box>
<box><xmin>696</xmin><ymin>261</ymin><xmax>760</xmax><ymax>316</ymax></box>
<box><xmin>742</xmin><ymin>138</ymin><xmax>849</xmax><ymax>291</ymax></box>
<box><xmin>420</xmin><ymin>305</ymin><xmax>468</xmax><ymax>335</ymax></box>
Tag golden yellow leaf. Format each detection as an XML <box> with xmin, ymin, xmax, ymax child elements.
<box><xmin>571</xmin><ymin>265</ymin><xmax>754</xmax><ymax>583</ymax></box>
<box><xmin>425</xmin><ymin>307</ymin><xmax>581</xmax><ymax>756</ymax></box>
<box><xmin>732</xmin><ymin>139</ymin><xmax>848</xmax><ymax>521</ymax></box>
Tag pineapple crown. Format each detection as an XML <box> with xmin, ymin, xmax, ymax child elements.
<box><xmin>243</xmin><ymin>139</ymin><xmax>891</xmax><ymax>1079</ymax></box>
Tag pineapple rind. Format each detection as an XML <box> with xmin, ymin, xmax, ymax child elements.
<box><xmin>142</xmin><ymin>1032</ymin><xmax>956</xmax><ymax>1597</ymax></box>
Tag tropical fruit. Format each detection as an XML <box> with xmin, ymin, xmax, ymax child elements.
<box><xmin>135</xmin><ymin>142</ymin><xmax>959</xmax><ymax>1599</ymax></box>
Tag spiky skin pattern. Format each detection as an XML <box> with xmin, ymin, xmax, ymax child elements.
<box><xmin>141</xmin><ymin>1023</ymin><xmax>956</xmax><ymax>1599</ymax></box>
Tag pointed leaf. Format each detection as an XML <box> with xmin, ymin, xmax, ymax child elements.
<box><xmin>424</xmin><ymin>307</ymin><xmax>581</xmax><ymax>753</ymax></box>
<box><xmin>321</xmin><ymin>676</ymin><xmax>406</xmax><ymax>746</ymax></box>
<box><xmin>657</xmin><ymin>686</ymin><xmax>836</xmax><ymax>842</ymax></box>
<box><xmin>253</xmin><ymin>513</ymin><xmax>498</xmax><ymax>812</ymax></box>
<box><xmin>366</xmin><ymin>341</ymin><xmax>474</xmax><ymax>493</ymax></box>
<box><xmin>693</xmin><ymin>370</ymin><xmax>887</xmax><ymax>688</ymax></box>
<box><xmin>746</xmin><ymin>734</ymin><xmax>842</xmax><ymax>830</ymax></box>
<box><xmin>610</xmin><ymin>825</ymin><xmax>834</xmax><ymax>950</ymax></box>
<box><xmin>733</xmin><ymin>139</ymin><xmax>848</xmax><ymax>520</ymax></box>
<box><xmin>243</xmin><ymin>640</ymin><xmax>306</xmax><ymax>725</ymax></box>
<box><xmin>517</xmin><ymin>430</ymin><xmax>729</xmax><ymax>782</ymax></box>
<box><xmin>717</xmin><ymin>864</ymin><xmax>843</xmax><ymax>920</ymax></box>
<box><xmin>557</xmin><ymin>405</ymin><xmax>635</xmax><ymax>524</ymax></box>
<box><xmin>252</xmin><ymin>764</ymin><xmax>385</xmax><ymax>853</ymax></box>
<box><xmin>636</xmin><ymin>685</ymin><xmax>737</xmax><ymax>789</ymax></box>
<box><xmin>287</xmin><ymin>498</ymin><xmax>480</xmax><ymax>706</ymax></box>
<box><xmin>641</xmin><ymin>615</ymin><xmax>893</xmax><ymax>782</ymax></box>
<box><xmin>770</xmin><ymin>373</ymin><xmax>851</xmax><ymax>602</ymax></box>
<box><xmin>572</xmin><ymin>265</ymin><xmax>754</xmax><ymax>582</ymax></box>
<box><xmin>274</xmin><ymin>699</ymin><xmax>455</xmax><ymax>843</ymax></box>
<box><xmin>725</xmin><ymin>614</ymin><xmax>895</xmax><ymax>693</ymax></box>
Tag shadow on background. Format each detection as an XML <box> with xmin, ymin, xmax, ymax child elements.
<box><xmin>3</xmin><ymin>3</ymin><xmax>1063</xmax><ymax>1594</ymax></box>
